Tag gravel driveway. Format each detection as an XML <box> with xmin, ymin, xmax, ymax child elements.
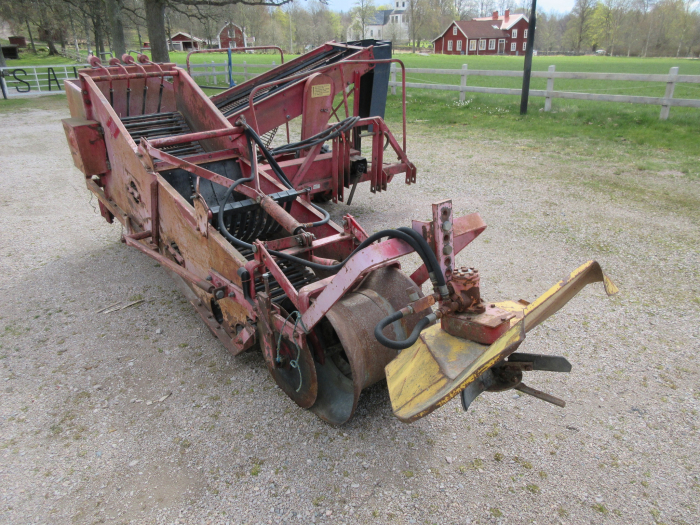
<box><xmin>1</xmin><ymin>99</ymin><xmax>698</xmax><ymax>525</ymax></box>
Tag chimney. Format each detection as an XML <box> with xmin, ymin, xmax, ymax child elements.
<box><xmin>492</xmin><ymin>11</ymin><xmax>498</xmax><ymax>20</ymax></box>
<box><xmin>504</xmin><ymin>9</ymin><xmax>510</xmax><ymax>22</ymax></box>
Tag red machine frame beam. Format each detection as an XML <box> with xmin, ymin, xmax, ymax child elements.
<box><xmin>300</xmin><ymin>237</ymin><xmax>416</xmax><ymax>330</ymax></box>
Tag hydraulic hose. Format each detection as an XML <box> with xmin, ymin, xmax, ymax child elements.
<box><xmin>268</xmin><ymin>117</ymin><xmax>359</xmax><ymax>157</ymax></box>
<box><xmin>374</xmin><ymin>311</ymin><xmax>435</xmax><ymax>350</ymax></box>
<box><xmin>246</xmin><ymin>125</ymin><xmax>330</xmax><ymax>228</ymax></box>
<box><xmin>396</xmin><ymin>226</ymin><xmax>447</xmax><ymax>293</ymax></box>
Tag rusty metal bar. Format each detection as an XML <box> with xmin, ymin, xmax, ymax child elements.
<box><xmin>148</xmin><ymin>126</ymin><xmax>243</xmax><ymax>148</ymax></box>
<box><xmin>259</xmin><ymin>195</ymin><xmax>304</xmax><ymax>235</ymax></box>
<box><xmin>88</xmin><ymin>71</ymin><xmax>178</xmax><ymax>81</ymax></box>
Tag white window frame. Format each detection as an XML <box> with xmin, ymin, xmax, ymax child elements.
<box><xmin>469</xmin><ymin>40</ymin><xmax>476</xmax><ymax>51</ymax></box>
<box><xmin>456</xmin><ymin>40</ymin><xmax>462</xmax><ymax>51</ymax></box>
<box><xmin>522</xmin><ymin>42</ymin><xmax>527</xmax><ymax>51</ymax></box>
<box><xmin>479</xmin><ymin>39</ymin><xmax>486</xmax><ymax>50</ymax></box>
<box><xmin>453</xmin><ymin>26</ymin><xmax>458</xmax><ymax>36</ymax></box>
<box><xmin>523</xmin><ymin>29</ymin><xmax>528</xmax><ymax>39</ymax></box>
<box><xmin>511</xmin><ymin>42</ymin><xmax>516</xmax><ymax>51</ymax></box>
<box><xmin>488</xmin><ymin>39</ymin><xmax>495</xmax><ymax>50</ymax></box>
<box><xmin>447</xmin><ymin>40</ymin><xmax>453</xmax><ymax>51</ymax></box>
<box><xmin>512</xmin><ymin>29</ymin><xmax>518</xmax><ymax>38</ymax></box>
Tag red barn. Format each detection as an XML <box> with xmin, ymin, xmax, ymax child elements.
<box><xmin>218</xmin><ymin>23</ymin><xmax>246</xmax><ymax>49</ymax></box>
<box><xmin>474</xmin><ymin>10</ymin><xmax>530</xmax><ymax>55</ymax></box>
<box><xmin>433</xmin><ymin>11</ymin><xmax>530</xmax><ymax>56</ymax></box>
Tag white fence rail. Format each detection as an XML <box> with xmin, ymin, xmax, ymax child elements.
<box><xmin>389</xmin><ymin>64</ymin><xmax>700</xmax><ymax>120</ymax></box>
<box><xmin>0</xmin><ymin>64</ymin><xmax>88</xmax><ymax>99</ymax></box>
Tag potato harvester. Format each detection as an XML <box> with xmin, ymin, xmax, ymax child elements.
<box><xmin>62</xmin><ymin>40</ymin><xmax>617</xmax><ymax>425</ymax></box>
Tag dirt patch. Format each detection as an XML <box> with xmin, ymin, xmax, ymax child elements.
<box><xmin>0</xmin><ymin>102</ymin><xmax>698</xmax><ymax>525</ymax></box>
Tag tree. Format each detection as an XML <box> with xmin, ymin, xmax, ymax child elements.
<box><xmin>408</xmin><ymin>0</ymin><xmax>429</xmax><ymax>51</ymax></box>
<box><xmin>142</xmin><ymin>0</ymin><xmax>292</xmax><ymax>62</ymax></box>
<box><xmin>106</xmin><ymin>0</ymin><xmax>127</xmax><ymax>57</ymax></box>
<box><xmin>592</xmin><ymin>0</ymin><xmax>631</xmax><ymax>55</ymax></box>
<box><xmin>350</xmin><ymin>0</ymin><xmax>376</xmax><ymax>40</ymax></box>
<box><xmin>566</xmin><ymin>0</ymin><xmax>597</xmax><ymax>51</ymax></box>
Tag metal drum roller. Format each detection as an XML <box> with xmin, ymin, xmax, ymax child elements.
<box><xmin>309</xmin><ymin>266</ymin><xmax>430</xmax><ymax>425</ymax></box>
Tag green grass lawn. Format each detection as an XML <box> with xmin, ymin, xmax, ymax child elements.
<box><xmin>4</xmin><ymin>49</ymin><xmax>698</xmax><ymax>179</ymax></box>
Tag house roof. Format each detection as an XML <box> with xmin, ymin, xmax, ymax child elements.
<box><xmin>432</xmin><ymin>20</ymin><xmax>506</xmax><ymax>42</ymax></box>
<box><xmin>170</xmin><ymin>31</ymin><xmax>204</xmax><ymax>42</ymax></box>
<box><xmin>368</xmin><ymin>9</ymin><xmax>404</xmax><ymax>26</ymax></box>
<box><xmin>473</xmin><ymin>13</ymin><xmax>528</xmax><ymax>30</ymax></box>
<box><xmin>218</xmin><ymin>22</ymin><xmax>244</xmax><ymax>36</ymax></box>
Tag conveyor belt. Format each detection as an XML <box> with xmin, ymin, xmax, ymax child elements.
<box><xmin>122</xmin><ymin>111</ymin><xmax>205</xmax><ymax>156</ymax></box>
<box><xmin>214</xmin><ymin>46</ymin><xmax>359</xmax><ymax>117</ymax></box>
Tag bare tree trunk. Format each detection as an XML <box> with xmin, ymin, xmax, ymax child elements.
<box><xmin>106</xmin><ymin>0</ymin><xmax>127</xmax><ymax>58</ymax></box>
<box><xmin>83</xmin><ymin>12</ymin><xmax>92</xmax><ymax>56</ymax></box>
<box><xmin>47</xmin><ymin>38</ymin><xmax>59</xmax><ymax>56</ymax></box>
<box><xmin>26</xmin><ymin>18</ymin><xmax>37</xmax><ymax>54</ymax></box>
<box><xmin>0</xmin><ymin>45</ymin><xmax>7</xmax><ymax>68</ymax></box>
<box><xmin>145</xmin><ymin>0</ymin><xmax>170</xmax><ymax>62</ymax></box>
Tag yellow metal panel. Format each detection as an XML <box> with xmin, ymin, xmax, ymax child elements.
<box><xmin>386</xmin><ymin>260</ymin><xmax>618</xmax><ymax>423</ymax></box>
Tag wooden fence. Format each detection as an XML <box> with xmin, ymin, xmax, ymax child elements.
<box><xmin>389</xmin><ymin>64</ymin><xmax>700</xmax><ymax>120</ymax></box>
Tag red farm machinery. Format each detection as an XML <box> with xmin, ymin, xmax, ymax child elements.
<box><xmin>62</xmin><ymin>41</ymin><xmax>617</xmax><ymax>425</ymax></box>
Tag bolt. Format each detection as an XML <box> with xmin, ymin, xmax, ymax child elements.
<box><xmin>206</xmin><ymin>276</ymin><xmax>212</xmax><ymax>281</ymax></box>
<box><xmin>441</xmin><ymin>220</ymin><xmax>452</xmax><ymax>233</ymax></box>
<box><xmin>443</xmin><ymin>245</ymin><xmax>453</xmax><ymax>255</ymax></box>
<box><xmin>228</xmin><ymin>291</ymin><xmax>235</xmax><ymax>298</ymax></box>
<box><xmin>215</xmin><ymin>290</ymin><xmax>225</xmax><ymax>300</ymax></box>
<box><xmin>286</xmin><ymin>114</ymin><xmax>291</xmax><ymax>119</ymax></box>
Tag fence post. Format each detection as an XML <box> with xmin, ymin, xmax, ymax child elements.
<box><xmin>544</xmin><ymin>65</ymin><xmax>555</xmax><ymax>112</ymax></box>
<box><xmin>227</xmin><ymin>49</ymin><xmax>234</xmax><ymax>87</ymax></box>
<box><xmin>459</xmin><ymin>64</ymin><xmax>468</xmax><ymax>102</ymax></box>
<box><xmin>660</xmin><ymin>66</ymin><xmax>678</xmax><ymax>120</ymax></box>
<box><xmin>390</xmin><ymin>63</ymin><xmax>396</xmax><ymax>96</ymax></box>
<box><xmin>243</xmin><ymin>61</ymin><xmax>248</xmax><ymax>82</ymax></box>
<box><xmin>212</xmin><ymin>61</ymin><xmax>217</xmax><ymax>85</ymax></box>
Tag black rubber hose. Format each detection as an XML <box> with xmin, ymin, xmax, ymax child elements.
<box><xmin>396</xmin><ymin>226</ymin><xmax>445</xmax><ymax>288</ymax></box>
<box><xmin>269</xmin><ymin>117</ymin><xmax>359</xmax><ymax>156</ymax></box>
<box><xmin>246</xmin><ymin>125</ymin><xmax>330</xmax><ymax>228</ymax></box>
<box><xmin>374</xmin><ymin>311</ymin><xmax>434</xmax><ymax>350</ymax></box>
<box><xmin>217</xmin><ymin>134</ymin><xmax>256</xmax><ymax>248</ymax></box>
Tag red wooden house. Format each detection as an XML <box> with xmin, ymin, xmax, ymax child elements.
<box><xmin>218</xmin><ymin>22</ymin><xmax>246</xmax><ymax>49</ymax></box>
<box><xmin>433</xmin><ymin>10</ymin><xmax>529</xmax><ymax>56</ymax></box>
<box><xmin>474</xmin><ymin>10</ymin><xmax>530</xmax><ymax>55</ymax></box>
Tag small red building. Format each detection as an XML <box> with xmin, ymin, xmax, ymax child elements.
<box><xmin>168</xmin><ymin>32</ymin><xmax>205</xmax><ymax>51</ymax></box>
<box><xmin>218</xmin><ymin>23</ymin><xmax>246</xmax><ymax>49</ymax></box>
<box><xmin>433</xmin><ymin>11</ymin><xmax>529</xmax><ymax>56</ymax></box>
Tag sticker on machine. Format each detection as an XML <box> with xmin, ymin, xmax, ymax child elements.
<box><xmin>311</xmin><ymin>84</ymin><xmax>331</xmax><ymax>98</ymax></box>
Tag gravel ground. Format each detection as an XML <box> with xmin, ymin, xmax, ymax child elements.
<box><xmin>1</xmin><ymin>100</ymin><xmax>699</xmax><ymax>525</ymax></box>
